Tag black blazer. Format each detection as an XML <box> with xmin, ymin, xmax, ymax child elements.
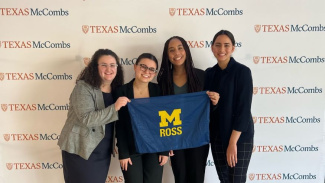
<box><xmin>113</xmin><ymin>79</ymin><xmax>169</xmax><ymax>159</ymax></box>
<box><xmin>204</xmin><ymin>57</ymin><xmax>254</xmax><ymax>144</ymax></box>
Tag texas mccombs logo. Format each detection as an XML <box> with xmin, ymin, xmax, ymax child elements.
<box><xmin>253</xmin><ymin>56</ymin><xmax>325</xmax><ymax>64</ymax></box>
<box><xmin>82</xmin><ymin>25</ymin><xmax>157</xmax><ymax>34</ymax></box>
<box><xmin>0</xmin><ymin>8</ymin><xmax>69</xmax><ymax>16</ymax></box>
<box><xmin>169</xmin><ymin>7</ymin><xmax>243</xmax><ymax>16</ymax></box>
<box><xmin>106</xmin><ymin>176</ymin><xmax>124</xmax><ymax>183</ymax></box>
<box><xmin>253</xmin><ymin>87</ymin><xmax>322</xmax><ymax>95</ymax></box>
<box><xmin>254</xmin><ymin>24</ymin><xmax>325</xmax><ymax>33</ymax></box>
<box><xmin>83</xmin><ymin>57</ymin><xmax>91</xmax><ymax>66</ymax></box>
<box><xmin>3</xmin><ymin>133</ymin><xmax>60</xmax><ymax>141</ymax></box>
<box><xmin>1</xmin><ymin>103</ymin><xmax>69</xmax><ymax>112</ymax></box>
<box><xmin>248</xmin><ymin>172</ymin><xmax>317</xmax><ymax>181</ymax></box>
<box><xmin>159</xmin><ymin>109</ymin><xmax>182</xmax><ymax>137</ymax></box>
<box><xmin>6</xmin><ymin>162</ymin><xmax>63</xmax><ymax>170</ymax></box>
<box><xmin>0</xmin><ymin>72</ymin><xmax>72</xmax><ymax>81</ymax></box>
<box><xmin>83</xmin><ymin>57</ymin><xmax>138</xmax><ymax>66</ymax></box>
<box><xmin>186</xmin><ymin>40</ymin><xmax>242</xmax><ymax>48</ymax></box>
<box><xmin>0</xmin><ymin>41</ymin><xmax>70</xmax><ymax>48</ymax></box>
<box><xmin>253</xmin><ymin>116</ymin><xmax>321</xmax><ymax>124</ymax></box>
<box><xmin>0</xmin><ymin>72</ymin><xmax>4</xmax><ymax>81</ymax></box>
<box><xmin>253</xmin><ymin>145</ymin><xmax>319</xmax><ymax>153</ymax></box>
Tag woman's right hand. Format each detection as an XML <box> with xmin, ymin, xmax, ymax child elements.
<box><xmin>169</xmin><ymin>150</ymin><xmax>174</xmax><ymax>156</ymax></box>
<box><xmin>120</xmin><ymin>158</ymin><xmax>132</xmax><ymax>171</ymax></box>
<box><xmin>206</xmin><ymin>91</ymin><xmax>220</xmax><ymax>105</ymax></box>
<box><xmin>114</xmin><ymin>97</ymin><xmax>130</xmax><ymax>111</ymax></box>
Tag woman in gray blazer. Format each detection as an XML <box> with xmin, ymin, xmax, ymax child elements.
<box><xmin>58</xmin><ymin>49</ymin><xmax>130</xmax><ymax>183</ymax></box>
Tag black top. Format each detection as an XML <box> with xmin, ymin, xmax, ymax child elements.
<box><xmin>113</xmin><ymin>79</ymin><xmax>169</xmax><ymax>159</ymax></box>
<box><xmin>102</xmin><ymin>92</ymin><xmax>114</xmax><ymax>139</ymax></box>
<box><xmin>204</xmin><ymin>57</ymin><xmax>254</xmax><ymax>144</ymax></box>
<box><xmin>103</xmin><ymin>92</ymin><xmax>113</xmax><ymax>108</ymax></box>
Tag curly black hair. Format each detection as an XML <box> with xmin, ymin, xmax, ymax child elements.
<box><xmin>76</xmin><ymin>49</ymin><xmax>124</xmax><ymax>91</ymax></box>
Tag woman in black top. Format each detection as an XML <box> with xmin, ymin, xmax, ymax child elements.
<box><xmin>114</xmin><ymin>53</ymin><xmax>169</xmax><ymax>183</ymax></box>
<box><xmin>205</xmin><ymin>30</ymin><xmax>254</xmax><ymax>183</ymax></box>
<box><xmin>157</xmin><ymin>36</ymin><xmax>213</xmax><ymax>183</ymax></box>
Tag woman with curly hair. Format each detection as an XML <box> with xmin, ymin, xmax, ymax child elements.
<box><xmin>58</xmin><ymin>49</ymin><xmax>130</xmax><ymax>183</ymax></box>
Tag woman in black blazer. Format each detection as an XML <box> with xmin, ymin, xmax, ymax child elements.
<box><xmin>205</xmin><ymin>30</ymin><xmax>254</xmax><ymax>183</ymax></box>
<box><xmin>113</xmin><ymin>53</ymin><xmax>169</xmax><ymax>183</ymax></box>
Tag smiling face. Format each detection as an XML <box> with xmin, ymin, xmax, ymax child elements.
<box><xmin>134</xmin><ymin>58</ymin><xmax>157</xmax><ymax>83</ymax></box>
<box><xmin>211</xmin><ymin>34</ymin><xmax>235</xmax><ymax>64</ymax></box>
<box><xmin>167</xmin><ymin>38</ymin><xmax>186</xmax><ymax>67</ymax></box>
<box><xmin>97</xmin><ymin>55</ymin><xmax>118</xmax><ymax>84</ymax></box>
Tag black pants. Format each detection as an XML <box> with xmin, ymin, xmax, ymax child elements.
<box><xmin>170</xmin><ymin>144</ymin><xmax>209</xmax><ymax>183</ymax></box>
<box><xmin>122</xmin><ymin>153</ymin><xmax>163</xmax><ymax>183</ymax></box>
<box><xmin>211</xmin><ymin>140</ymin><xmax>253</xmax><ymax>183</ymax></box>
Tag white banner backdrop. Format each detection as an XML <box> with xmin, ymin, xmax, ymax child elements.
<box><xmin>0</xmin><ymin>0</ymin><xmax>324</xmax><ymax>182</ymax></box>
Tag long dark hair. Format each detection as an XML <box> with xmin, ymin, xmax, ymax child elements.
<box><xmin>77</xmin><ymin>49</ymin><xmax>124</xmax><ymax>91</ymax></box>
<box><xmin>157</xmin><ymin>36</ymin><xmax>201</xmax><ymax>95</ymax></box>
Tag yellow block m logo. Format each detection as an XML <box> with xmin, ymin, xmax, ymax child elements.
<box><xmin>159</xmin><ymin>109</ymin><xmax>182</xmax><ymax>127</ymax></box>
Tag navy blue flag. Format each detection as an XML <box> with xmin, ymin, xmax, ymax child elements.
<box><xmin>127</xmin><ymin>91</ymin><xmax>210</xmax><ymax>153</ymax></box>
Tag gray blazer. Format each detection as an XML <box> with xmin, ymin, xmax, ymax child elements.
<box><xmin>58</xmin><ymin>80</ymin><xmax>118</xmax><ymax>160</ymax></box>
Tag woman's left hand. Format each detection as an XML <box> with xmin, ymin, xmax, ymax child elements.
<box><xmin>206</xmin><ymin>91</ymin><xmax>220</xmax><ymax>105</ymax></box>
<box><xmin>159</xmin><ymin>155</ymin><xmax>168</xmax><ymax>166</ymax></box>
<box><xmin>226</xmin><ymin>143</ymin><xmax>237</xmax><ymax>168</ymax></box>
